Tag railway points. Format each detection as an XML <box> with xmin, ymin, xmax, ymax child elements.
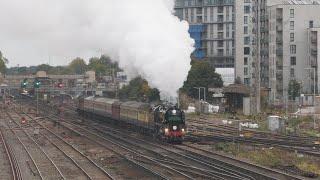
<box><xmin>20</xmin><ymin>97</ymin><xmax>309</xmax><ymax>180</ymax></box>
<box><xmin>0</xmin><ymin>94</ymin><xmax>318</xmax><ymax>179</ymax></box>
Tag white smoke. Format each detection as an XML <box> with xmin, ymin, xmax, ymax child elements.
<box><xmin>0</xmin><ymin>0</ymin><xmax>194</xmax><ymax>99</ymax></box>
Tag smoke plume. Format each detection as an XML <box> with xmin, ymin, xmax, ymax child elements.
<box><xmin>0</xmin><ymin>0</ymin><xmax>194</xmax><ymax>99</ymax></box>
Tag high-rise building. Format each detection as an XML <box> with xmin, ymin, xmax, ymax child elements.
<box><xmin>268</xmin><ymin>1</ymin><xmax>320</xmax><ymax>102</ymax></box>
<box><xmin>174</xmin><ymin>0</ymin><xmax>235</xmax><ymax>68</ymax></box>
<box><xmin>174</xmin><ymin>0</ymin><xmax>320</xmax><ymax>109</ymax></box>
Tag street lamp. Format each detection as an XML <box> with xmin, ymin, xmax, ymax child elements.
<box><xmin>304</xmin><ymin>67</ymin><xmax>316</xmax><ymax>129</ymax></box>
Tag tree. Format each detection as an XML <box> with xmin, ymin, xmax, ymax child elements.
<box><xmin>0</xmin><ymin>51</ymin><xmax>8</xmax><ymax>74</ymax></box>
<box><xmin>288</xmin><ymin>80</ymin><xmax>301</xmax><ymax>100</ymax></box>
<box><xmin>37</xmin><ymin>64</ymin><xmax>52</xmax><ymax>72</ymax></box>
<box><xmin>181</xmin><ymin>61</ymin><xmax>223</xmax><ymax>101</ymax></box>
<box><xmin>88</xmin><ymin>55</ymin><xmax>121</xmax><ymax>77</ymax></box>
<box><xmin>119</xmin><ymin>77</ymin><xmax>160</xmax><ymax>102</ymax></box>
<box><xmin>68</xmin><ymin>57</ymin><xmax>87</xmax><ymax>74</ymax></box>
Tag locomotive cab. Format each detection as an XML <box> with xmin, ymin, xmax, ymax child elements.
<box><xmin>162</xmin><ymin>107</ymin><xmax>186</xmax><ymax>142</ymax></box>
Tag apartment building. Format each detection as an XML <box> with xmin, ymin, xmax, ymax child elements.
<box><xmin>174</xmin><ymin>0</ymin><xmax>235</xmax><ymax>68</ymax></box>
<box><xmin>268</xmin><ymin>2</ymin><xmax>320</xmax><ymax>102</ymax></box>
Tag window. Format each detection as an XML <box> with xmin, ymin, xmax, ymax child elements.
<box><xmin>190</xmin><ymin>8</ymin><xmax>194</xmax><ymax>22</ymax></box>
<box><xmin>290</xmin><ymin>57</ymin><xmax>296</xmax><ymax>65</ymax></box>
<box><xmin>226</xmin><ymin>24</ymin><xmax>230</xmax><ymax>38</ymax></box>
<box><xmin>210</xmin><ymin>7</ymin><xmax>214</xmax><ymax>21</ymax></box>
<box><xmin>290</xmin><ymin>21</ymin><xmax>294</xmax><ymax>30</ymax></box>
<box><xmin>244</xmin><ymin>78</ymin><xmax>250</xmax><ymax>85</ymax></box>
<box><xmin>196</xmin><ymin>7</ymin><xmax>202</xmax><ymax>14</ymax></box>
<box><xmin>217</xmin><ymin>49</ymin><xmax>224</xmax><ymax>56</ymax></box>
<box><xmin>290</xmin><ymin>45</ymin><xmax>296</xmax><ymax>54</ymax></box>
<box><xmin>244</xmin><ymin>37</ymin><xmax>250</xmax><ymax>45</ymax></box>
<box><xmin>244</xmin><ymin>26</ymin><xmax>248</xmax><ymax>34</ymax></box>
<box><xmin>290</xmin><ymin>68</ymin><xmax>295</xmax><ymax>77</ymax></box>
<box><xmin>290</xmin><ymin>9</ymin><xmax>294</xmax><ymax>18</ymax></box>
<box><xmin>204</xmin><ymin>7</ymin><xmax>207</xmax><ymax>22</ymax></box>
<box><xmin>244</xmin><ymin>16</ymin><xmax>248</xmax><ymax>24</ymax></box>
<box><xmin>217</xmin><ymin>15</ymin><xmax>223</xmax><ymax>22</ymax></box>
<box><xmin>244</xmin><ymin>47</ymin><xmax>250</xmax><ymax>55</ymax></box>
<box><xmin>226</xmin><ymin>6</ymin><xmax>230</xmax><ymax>21</ymax></box>
<box><xmin>244</xmin><ymin>57</ymin><xmax>248</xmax><ymax>65</ymax></box>
<box><xmin>290</xmin><ymin>33</ymin><xmax>294</xmax><ymax>42</ymax></box>
<box><xmin>217</xmin><ymin>41</ymin><xmax>224</xmax><ymax>47</ymax></box>
<box><xmin>218</xmin><ymin>32</ymin><xmax>224</xmax><ymax>39</ymax></box>
<box><xmin>218</xmin><ymin>6</ymin><xmax>223</xmax><ymax>13</ymax></box>
<box><xmin>310</xmin><ymin>20</ymin><xmax>314</xmax><ymax>28</ymax></box>
<box><xmin>244</xmin><ymin>6</ymin><xmax>250</xmax><ymax>14</ymax></box>
<box><xmin>244</xmin><ymin>67</ymin><xmax>248</xmax><ymax>75</ymax></box>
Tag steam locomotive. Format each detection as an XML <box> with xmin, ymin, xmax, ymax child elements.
<box><xmin>76</xmin><ymin>97</ymin><xmax>186</xmax><ymax>142</ymax></box>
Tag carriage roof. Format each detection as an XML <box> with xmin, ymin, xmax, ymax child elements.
<box><xmin>120</xmin><ymin>101</ymin><xmax>150</xmax><ymax>110</ymax></box>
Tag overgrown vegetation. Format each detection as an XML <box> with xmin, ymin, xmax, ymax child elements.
<box><xmin>288</xmin><ymin>80</ymin><xmax>301</xmax><ymax>100</ymax></box>
<box><xmin>6</xmin><ymin>55</ymin><xmax>120</xmax><ymax>76</ymax></box>
<box><xmin>0</xmin><ymin>51</ymin><xmax>8</xmax><ymax>74</ymax></box>
<box><xmin>213</xmin><ymin>142</ymin><xmax>320</xmax><ymax>176</ymax></box>
<box><xmin>119</xmin><ymin>77</ymin><xmax>160</xmax><ymax>103</ymax></box>
<box><xmin>181</xmin><ymin>61</ymin><xmax>223</xmax><ymax>102</ymax></box>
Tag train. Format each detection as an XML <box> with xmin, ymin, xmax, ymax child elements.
<box><xmin>76</xmin><ymin>96</ymin><xmax>186</xmax><ymax>142</ymax></box>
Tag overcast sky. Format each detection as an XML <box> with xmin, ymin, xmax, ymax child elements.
<box><xmin>0</xmin><ymin>0</ymin><xmax>194</xmax><ymax>99</ymax></box>
<box><xmin>0</xmin><ymin>0</ymin><xmax>177</xmax><ymax>67</ymax></box>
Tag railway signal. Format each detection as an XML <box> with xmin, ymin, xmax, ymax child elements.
<box><xmin>57</xmin><ymin>82</ymin><xmax>64</xmax><ymax>88</ymax></box>
<box><xmin>21</xmin><ymin>78</ymin><xmax>28</xmax><ymax>88</ymax></box>
<box><xmin>34</xmin><ymin>80</ymin><xmax>41</xmax><ymax>88</ymax></box>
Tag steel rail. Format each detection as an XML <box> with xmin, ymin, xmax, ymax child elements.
<box><xmin>0</xmin><ymin>127</ymin><xmax>22</xmax><ymax>180</ymax></box>
<box><xmin>5</xmin><ymin>111</ymin><xmax>65</xmax><ymax>180</ymax></box>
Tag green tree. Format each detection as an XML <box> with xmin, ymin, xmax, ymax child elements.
<box><xmin>0</xmin><ymin>51</ymin><xmax>8</xmax><ymax>74</ymax></box>
<box><xmin>88</xmin><ymin>55</ymin><xmax>121</xmax><ymax>77</ymax></box>
<box><xmin>68</xmin><ymin>57</ymin><xmax>87</xmax><ymax>74</ymax></box>
<box><xmin>181</xmin><ymin>61</ymin><xmax>223</xmax><ymax>101</ymax></box>
<box><xmin>37</xmin><ymin>64</ymin><xmax>52</xmax><ymax>72</ymax></box>
<box><xmin>288</xmin><ymin>80</ymin><xmax>301</xmax><ymax>100</ymax></box>
<box><xmin>119</xmin><ymin>77</ymin><xmax>160</xmax><ymax>102</ymax></box>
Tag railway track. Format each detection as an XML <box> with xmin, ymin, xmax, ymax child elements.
<box><xmin>80</xmin><ymin>121</ymin><xmax>303</xmax><ymax>180</ymax></box>
<box><xmin>20</xmin><ymin>99</ymin><xmax>245</xmax><ymax>179</ymax></box>
<box><xmin>40</xmin><ymin>116</ymin><xmax>216</xmax><ymax>179</ymax></box>
<box><xmin>188</xmin><ymin>117</ymin><xmax>320</xmax><ymax>143</ymax></box>
<box><xmin>28</xmin><ymin>99</ymin><xmax>304</xmax><ymax>180</ymax></box>
<box><xmin>0</xmin><ymin>127</ymin><xmax>22</xmax><ymax>180</ymax></box>
<box><xmin>10</xmin><ymin>110</ymin><xmax>114</xmax><ymax>180</ymax></box>
<box><xmin>18</xmin><ymin>104</ymin><xmax>187</xmax><ymax>179</ymax></box>
<box><xmin>187</xmin><ymin>118</ymin><xmax>320</xmax><ymax>156</ymax></box>
<box><xmin>4</xmin><ymin>111</ymin><xmax>66</xmax><ymax>180</ymax></box>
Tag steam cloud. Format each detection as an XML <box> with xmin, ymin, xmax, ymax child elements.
<box><xmin>0</xmin><ymin>0</ymin><xmax>194</xmax><ymax>99</ymax></box>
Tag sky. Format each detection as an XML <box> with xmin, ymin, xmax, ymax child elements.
<box><xmin>0</xmin><ymin>0</ymin><xmax>194</xmax><ymax>99</ymax></box>
<box><xmin>0</xmin><ymin>0</ymin><xmax>186</xmax><ymax>67</ymax></box>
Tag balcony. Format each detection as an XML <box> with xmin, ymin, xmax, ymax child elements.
<box><xmin>311</xmin><ymin>60</ymin><xmax>317</xmax><ymax>67</ymax></box>
<box><xmin>260</xmin><ymin>27</ymin><xmax>268</xmax><ymax>33</ymax></box>
<box><xmin>261</xmin><ymin>39</ymin><xmax>269</xmax><ymax>43</ymax></box>
<box><xmin>276</xmin><ymin>82</ymin><xmax>284</xmax><ymax>90</ymax></box>
<box><xmin>276</xmin><ymin>49</ymin><xmax>283</xmax><ymax>56</ymax></box>
<box><xmin>276</xmin><ymin>26</ymin><xmax>282</xmax><ymax>32</ymax></box>
<box><xmin>260</xmin><ymin>15</ymin><xmax>266</xmax><ymax>21</ymax></box>
<box><xmin>276</xmin><ymin>38</ymin><xmax>283</xmax><ymax>44</ymax></box>
<box><xmin>276</xmin><ymin>14</ymin><xmax>283</xmax><ymax>20</ymax></box>
<box><xmin>311</xmin><ymin>37</ymin><xmax>317</xmax><ymax>44</ymax></box>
